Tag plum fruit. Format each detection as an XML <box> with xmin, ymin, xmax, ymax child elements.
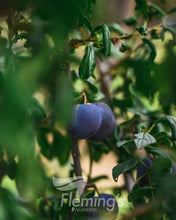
<box><xmin>69</xmin><ymin>103</ymin><xmax>102</xmax><ymax>139</ymax></box>
<box><xmin>86</xmin><ymin>193</ymin><xmax>118</xmax><ymax>220</ymax></box>
<box><xmin>137</xmin><ymin>158</ymin><xmax>152</xmax><ymax>187</ymax></box>
<box><xmin>90</xmin><ymin>102</ymin><xmax>115</xmax><ymax>141</ymax></box>
<box><xmin>137</xmin><ymin>158</ymin><xmax>176</xmax><ymax>187</ymax></box>
<box><xmin>172</xmin><ymin>164</ymin><xmax>176</xmax><ymax>174</ymax></box>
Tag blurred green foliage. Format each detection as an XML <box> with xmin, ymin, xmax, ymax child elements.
<box><xmin>0</xmin><ymin>0</ymin><xmax>175</xmax><ymax>219</ymax></box>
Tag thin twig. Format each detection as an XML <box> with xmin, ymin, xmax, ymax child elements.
<box><xmin>70</xmin><ymin>24</ymin><xmax>163</xmax><ymax>48</ymax></box>
<box><xmin>85</xmin><ymin>183</ymin><xmax>101</xmax><ymax>197</ymax></box>
<box><xmin>96</xmin><ymin>58</ymin><xmax>111</xmax><ymax>100</ymax></box>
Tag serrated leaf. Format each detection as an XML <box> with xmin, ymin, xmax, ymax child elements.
<box><xmin>145</xmin><ymin>146</ymin><xmax>171</xmax><ymax>161</ymax></box>
<box><xmin>158</xmin><ymin>115</ymin><xmax>176</xmax><ymax>140</ymax></box>
<box><xmin>79</xmin><ymin>46</ymin><xmax>96</xmax><ymax>80</ymax></box>
<box><xmin>134</xmin><ymin>132</ymin><xmax>156</xmax><ymax>149</ymax></box>
<box><xmin>94</xmin><ymin>24</ymin><xmax>111</xmax><ymax>56</ymax></box>
<box><xmin>128</xmin><ymin>186</ymin><xmax>155</xmax><ymax>202</ymax></box>
<box><xmin>112</xmin><ymin>159</ymin><xmax>139</xmax><ymax>182</ymax></box>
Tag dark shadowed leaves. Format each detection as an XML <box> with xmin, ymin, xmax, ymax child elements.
<box><xmin>94</xmin><ymin>24</ymin><xmax>111</xmax><ymax>56</ymax></box>
<box><xmin>79</xmin><ymin>46</ymin><xmax>96</xmax><ymax>80</ymax></box>
<box><xmin>128</xmin><ymin>186</ymin><xmax>155</xmax><ymax>202</ymax></box>
<box><xmin>112</xmin><ymin>159</ymin><xmax>139</xmax><ymax>182</ymax></box>
<box><xmin>158</xmin><ymin>115</ymin><xmax>176</xmax><ymax>140</ymax></box>
<box><xmin>146</xmin><ymin>146</ymin><xmax>171</xmax><ymax>161</ymax></box>
<box><xmin>37</xmin><ymin>126</ymin><xmax>70</xmax><ymax>165</ymax></box>
<box><xmin>28</xmin><ymin>97</ymin><xmax>46</xmax><ymax>126</ymax></box>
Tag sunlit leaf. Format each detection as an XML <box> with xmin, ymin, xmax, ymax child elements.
<box><xmin>134</xmin><ymin>132</ymin><xmax>156</xmax><ymax>149</ymax></box>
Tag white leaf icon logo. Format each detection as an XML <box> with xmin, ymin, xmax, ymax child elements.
<box><xmin>52</xmin><ymin>176</ymin><xmax>87</xmax><ymax>197</ymax></box>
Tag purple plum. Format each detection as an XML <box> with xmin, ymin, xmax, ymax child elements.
<box><xmin>90</xmin><ymin>102</ymin><xmax>115</xmax><ymax>141</ymax></box>
<box><xmin>69</xmin><ymin>103</ymin><xmax>102</xmax><ymax>139</ymax></box>
<box><xmin>137</xmin><ymin>158</ymin><xmax>152</xmax><ymax>187</ymax></box>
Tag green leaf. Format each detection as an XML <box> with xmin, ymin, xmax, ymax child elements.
<box><xmin>142</xmin><ymin>38</ymin><xmax>156</xmax><ymax>62</ymax></box>
<box><xmin>150</xmin><ymin>157</ymin><xmax>172</xmax><ymax>184</ymax></box>
<box><xmin>119</xmin><ymin>43</ymin><xmax>129</xmax><ymax>53</ymax></box>
<box><xmin>28</xmin><ymin>97</ymin><xmax>46</xmax><ymax>125</ymax></box>
<box><xmin>158</xmin><ymin>115</ymin><xmax>176</xmax><ymax>140</ymax></box>
<box><xmin>136</xmin><ymin>26</ymin><xmax>148</xmax><ymax>36</ymax></box>
<box><xmin>37</xmin><ymin>127</ymin><xmax>52</xmax><ymax>159</ymax></box>
<box><xmin>79</xmin><ymin>45</ymin><xmax>96</xmax><ymax>80</ymax></box>
<box><xmin>124</xmin><ymin>16</ymin><xmax>137</xmax><ymax>26</ymax></box>
<box><xmin>145</xmin><ymin>146</ymin><xmax>171</xmax><ymax>161</ymax></box>
<box><xmin>128</xmin><ymin>186</ymin><xmax>155</xmax><ymax>202</ymax></box>
<box><xmin>53</xmin><ymin>131</ymin><xmax>71</xmax><ymax>166</ymax></box>
<box><xmin>85</xmin><ymin>81</ymin><xmax>98</xmax><ymax>94</ymax></box>
<box><xmin>94</xmin><ymin>24</ymin><xmax>111</xmax><ymax>56</ymax></box>
<box><xmin>87</xmin><ymin>0</ymin><xmax>96</xmax><ymax>19</ymax></box>
<box><xmin>168</xmin><ymin>6</ymin><xmax>176</xmax><ymax>14</ymax></box>
<box><xmin>134</xmin><ymin>132</ymin><xmax>156</xmax><ymax>149</ymax></box>
<box><xmin>157</xmin><ymin>174</ymin><xmax>176</xmax><ymax>196</ymax></box>
<box><xmin>135</xmin><ymin>0</ymin><xmax>148</xmax><ymax>17</ymax></box>
<box><xmin>108</xmin><ymin>23</ymin><xmax>125</xmax><ymax>35</ymax></box>
<box><xmin>37</xmin><ymin>127</ymin><xmax>70</xmax><ymax>165</ymax></box>
<box><xmin>81</xmin><ymin>14</ymin><xmax>94</xmax><ymax>35</ymax></box>
<box><xmin>127</xmin><ymin>59</ymin><xmax>155</xmax><ymax>97</ymax></box>
<box><xmin>91</xmin><ymin>175</ymin><xmax>108</xmax><ymax>183</ymax></box>
<box><xmin>116</xmin><ymin>140</ymin><xmax>132</xmax><ymax>148</ymax></box>
<box><xmin>6</xmin><ymin>159</ymin><xmax>17</xmax><ymax>180</ymax></box>
<box><xmin>148</xmin><ymin>2</ymin><xmax>166</xmax><ymax>18</ymax></box>
<box><xmin>112</xmin><ymin>158</ymin><xmax>139</xmax><ymax>182</ymax></box>
<box><xmin>91</xmin><ymin>142</ymin><xmax>110</xmax><ymax>162</ymax></box>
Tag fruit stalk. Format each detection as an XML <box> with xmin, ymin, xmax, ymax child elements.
<box><xmin>71</xmin><ymin>137</ymin><xmax>83</xmax><ymax>180</ymax></box>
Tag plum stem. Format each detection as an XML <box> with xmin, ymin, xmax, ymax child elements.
<box><xmin>85</xmin><ymin>183</ymin><xmax>101</xmax><ymax>197</ymax></box>
<box><xmin>83</xmin><ymin>92</ymin><xmax>88</xmax><ymax>104</ymax></box>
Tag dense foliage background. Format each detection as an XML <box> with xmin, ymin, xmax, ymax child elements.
<box><xmin>0</xmin><ymin>0</ymin><xmax>176</xmax><ymax>219</ymax></box>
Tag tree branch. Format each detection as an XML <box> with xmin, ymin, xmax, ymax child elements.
<box><xmin>71</xmin><ymin>137</ymin><xmax>83</xmax><ymax>178</ymax></box>
<box><xmin>96</xmin><ymin>58</ymin><xmax>111</xmax><ymax>100</ymax></box>
<box><xmin>69</xmin><ymin>24</ymin><xmax>163</xmax><ymax>48</ymax></box>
